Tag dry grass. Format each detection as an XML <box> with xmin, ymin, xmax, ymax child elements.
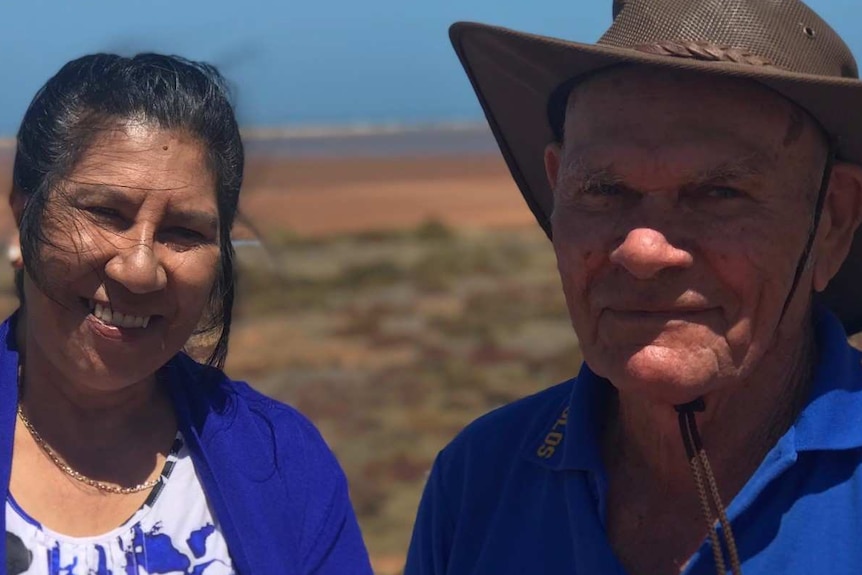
<box><xmin>226</xmin><ymin>222</ymin><xmax>581</xmax><ymax>564</ymax></box>
<box><xmin>0</xmin><ymin>218</ymin><xmax>576</xmax><ymax>570</ymax></box>
<box><xmin>3</xmin><ymin>145</ymin><xmax>862</xmax><ymax>574</ymax></box>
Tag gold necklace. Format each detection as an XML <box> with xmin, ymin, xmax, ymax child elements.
<box><xmin>16</xmin><ymin>404</ymin><xmax>161</xmax><ymax>495</ymax></box>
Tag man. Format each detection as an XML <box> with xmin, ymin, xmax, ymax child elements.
<box><xmin>405</xmin><ymin>1</ymin><xmax>862</xmax><ymax>574</ymax></box>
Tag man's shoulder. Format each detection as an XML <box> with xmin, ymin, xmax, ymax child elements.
<box><xmin>438</xmin><ymin>379</ymin><xmax>575</xmax><ymax>470</ymax></box>
<box><xmin>407</xmin><ymin>378</ymin><xmax>579</xmax><ymax>563</ymax></box>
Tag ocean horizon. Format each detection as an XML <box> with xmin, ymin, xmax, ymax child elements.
<box><xmin>0</xmin><ymin>121</ymin><xmax>501</xmax><ymax>158</ymax></box>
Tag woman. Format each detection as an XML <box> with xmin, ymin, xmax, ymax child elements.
<box><xmin>1</xmin><ymin>53</ymin><xmax>372</xmax><ymax>575</ymax></box>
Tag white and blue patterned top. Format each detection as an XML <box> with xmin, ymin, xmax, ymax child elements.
<box><xmin>5</xmin><ymin>434</ymin><xmax>235</xmax><ymax>575</ymax></box>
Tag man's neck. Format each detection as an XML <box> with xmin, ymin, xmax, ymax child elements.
<box><xmin>602</xmin><ymin>322</ymin><xmax>817</xmax><ymax>575</ymax></box>
<box><xmin>603</xmin><ymin>324</ymin><xmax>816</xmax><ymax>502</ymax></box>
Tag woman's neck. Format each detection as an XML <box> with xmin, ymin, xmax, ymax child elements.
<box><xmin>14</xmin><ymin>309</ymin><xmax>175</xmax><ymax>453</ymax></box>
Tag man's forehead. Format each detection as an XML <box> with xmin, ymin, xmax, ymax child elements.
<box><xmin>555</xmin><ymin>151</ymin><xmax>781</xmax><ymax>198</ymax></box>
<box><xmin>562</xmin><ymin>149</ymin><xmax>771</xmax><ymax>179</ymax></box>
<box><xmin>566</xmin><ymin>65</ymin><xmax>784</xmax><ymax>106</ymax></box>
<box><xmin>560</xmin><ymin>66</ymin><xmax>815</xmax><ymax>157</ymax></box>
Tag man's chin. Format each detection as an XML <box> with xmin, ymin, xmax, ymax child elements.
<box><xmin>590</xmin><ymin>352</ymin><xmax>723</xmax><ymax>406</ymax></box>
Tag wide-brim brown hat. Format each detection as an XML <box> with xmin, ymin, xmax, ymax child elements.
<box><xmin>450</xmin><ymin>0</ymin><xmax>862</xmax><ymax>333</ymax></box>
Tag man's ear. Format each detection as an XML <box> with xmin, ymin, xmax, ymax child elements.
<box><xmin>813</xmin><ymin>161</ymin><xmax>862</xmax><ymax>292</ymax></box>
<box><xmin>544</xmin><ymin>142</ymin><xmax>563</xmax><ymax>192</ymax></box>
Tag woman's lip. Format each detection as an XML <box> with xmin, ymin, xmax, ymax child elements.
<box><xmin>85</xmin><ymin>298</ymin><xmax>158</xmax><ymax>318</ymax></box>
<box><xmin>84</xmin><ymin>311</ymin><xmax>159</xmax><ymax>341</ymax></box>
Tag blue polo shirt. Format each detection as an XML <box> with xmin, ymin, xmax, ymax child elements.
<box><xmin>405</xmin><ymin>306</ymin><xmax>862</xmax><ymax>574</ymax></box>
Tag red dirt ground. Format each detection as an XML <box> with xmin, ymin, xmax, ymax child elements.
<box><xmin>0</xmin><ymin>150</ymin><xmax>536</xmax><ymax>239</ymax></box>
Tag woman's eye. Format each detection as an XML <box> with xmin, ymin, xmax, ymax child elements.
<box><xmin>162</xmin><ymin>227</ymin><xmax>208</xmax><ymax>247</ymax></box>
<box><xmin>83</xmin><ymin>206</ymin><xmax>127</xmax><ymax>227</ymax></box>
<box><xmin>170</xmin><ymin>228</ymin><xmax>202</xmax><ymax>238</ymax></box>
<box><xmin>86</xmin><ymin>206</ymin><xmax>122</xmax><ymax>219</ymax></box>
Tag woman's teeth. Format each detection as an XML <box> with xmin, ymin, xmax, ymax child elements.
<box><xmin>92</xmin><ymin>302</ymin><xmax>151</xmax><ymax>328</ymax></box>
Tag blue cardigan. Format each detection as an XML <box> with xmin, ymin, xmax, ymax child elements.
<box><xmin>0</xmin><ymin>316</ymin><xmax>373</xmax><ymax>575</ymax></box>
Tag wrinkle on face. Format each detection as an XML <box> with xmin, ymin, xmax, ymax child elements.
<box><xmin>548</xmin><ymin>67</ymin><xmax>830</xmax><ymax>404</ymax></box>
<box><xmin>24</xmin><ymin>122</ymin><xmax>220</xmax><ymax>391</ymax></box>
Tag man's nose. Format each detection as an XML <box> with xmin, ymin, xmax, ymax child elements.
<box><xmin>609</xmin><ymin>227</ymin><xmax>693</xmax><ymax>279</ymax></box>
<box><xmin>104</xmin><ymin>242</ymin><xmax>168</xmax><ymax>294</ymax></box>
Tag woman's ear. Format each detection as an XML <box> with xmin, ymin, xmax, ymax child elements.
<box><xmin>7</xmin><ymin>189</ymin><xmax>25</xmax><ymax>270</ymax></box>
<box><xmin>7</xmin><ymin>232</ymin><xmax>22</xmax><ymax>270</ymax></box>
<box><xmin>9</xmin><ymin>188</ymin><xmax>25</xmax><ymax>227</ymax></box>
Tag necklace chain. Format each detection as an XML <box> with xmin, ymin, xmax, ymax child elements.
<box><xmin>16</xmin><ymin>404</ymin><xmax>161</xmax><ymax>495</ymax></box>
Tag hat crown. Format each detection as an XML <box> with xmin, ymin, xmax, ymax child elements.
<box><xmin>601</xmin><ymin>0</ymin><xmax>858</xmax><ymax>78</ymax></box>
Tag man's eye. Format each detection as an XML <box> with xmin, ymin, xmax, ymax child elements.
<box><xmin>583</xmin><ymin>185</ymin><xmax>622</xmax><ymax>197</ymax></box>
<box><xmin>705</xmin><ymin>187</ymin><xmax>743</xmax><ymax>199</ymax></box>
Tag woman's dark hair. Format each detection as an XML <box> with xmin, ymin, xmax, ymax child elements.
<box><xmin>12</xmin><ymin>53</ymin><xmax>244</xmax><ymax>369</ymax></box>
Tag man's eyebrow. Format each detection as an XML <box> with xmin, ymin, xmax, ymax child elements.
<box><xmin>691</xmin><ymin>153</ymin><xmax>771</xmax><ymax>183</ymax></box>
<box><xmin>557</xmin><ymin>159</ymin><xmax>622</xmax><ymax>188</ymax></box>
<box><xmin>557</xmin><ymin>151</ymin><xmax>770</xmax><ymax>192</ymax></box>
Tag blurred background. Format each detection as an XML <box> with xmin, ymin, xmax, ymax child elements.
<box><xmin>1</xmin><ymin>1</ymin><xmax>861</xmax><ymax>572</ymax></box>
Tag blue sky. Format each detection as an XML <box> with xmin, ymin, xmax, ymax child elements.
<box><xmin>0</xmin><ymin>0</ymin><xmax>860</xmax><ymax>136</ymax></box>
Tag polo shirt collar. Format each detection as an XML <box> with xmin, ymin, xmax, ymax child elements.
<box><xmin>793</xmin><ymin>304</ymin><xmax>862</xmax><ymax>451</ymax></box>
<box><xmin>523</xmin><ymin>304</ymin><xmax>862</xmax><ymax>471</ymax></box>
<box><xmin>522</xmin><ymin>362</ymin><xmax>612</xmax><ymax>473</ymax></box>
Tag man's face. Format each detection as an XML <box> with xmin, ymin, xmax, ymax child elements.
<box><xmin>545</xmin><ymin>67</ymin><xmax>832</xmax><ymax>404</ymax></box>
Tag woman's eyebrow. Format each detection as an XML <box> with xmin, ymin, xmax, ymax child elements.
<box><xmin>66</xmin><ymin>184</ymin><xmax>138</xmax><ymax>201</ymax></box>
<box><xmin>59</xmin><ymin>185</ymin><xmax>147</xmax><ymax>214</ymax></box>
<box><xmin>167</xmin><ymin>208</ymin><xmax>219</xmax><ymax>232</ymax></box>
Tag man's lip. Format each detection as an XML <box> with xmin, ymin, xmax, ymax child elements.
<box><xmin>603</xmin><ymin>307</ymin><xmax>718</xmax><ymax>318</ymax></box>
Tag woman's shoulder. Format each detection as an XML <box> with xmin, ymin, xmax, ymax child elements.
<box><xmin>166</xmin><ymin>356</ymin><xmax>372</xmax><ymax>574</ymax></box>
<box><xmin>166</xmin><ymin>352</ymin><xmax>335</xmax><ymax>460</ymax></box>
<box><xmin>166</xmin><ymin>351</ymin><xmax>350</xmax><ymax>520</ymax></box>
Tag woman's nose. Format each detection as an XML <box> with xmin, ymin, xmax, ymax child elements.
<box><xmin>609</xmin><ymin>227</ymin><xmax>694</xmax><ymax>279</ymax></box>
<box><xmin>104</xmin><ymin>242</ymin><xmax>168</xmax><ymax>294</ymax></box>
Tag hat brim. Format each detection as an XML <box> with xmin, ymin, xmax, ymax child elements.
<box><xmin>450</xmin><ymin>21</ymin><xmax>862</xmax><ymax>334</ymax></box>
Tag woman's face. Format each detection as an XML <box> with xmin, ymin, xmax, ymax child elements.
<box><xmin>20</xmin><ymin>123</ymin><xmax>221</xmax><ymax>389</ymax></box>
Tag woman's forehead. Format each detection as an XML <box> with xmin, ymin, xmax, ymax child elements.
<box><xmin>78</xmin><ymin>122</ymin><xmax>204</xmax><ymax>159</ymax></box>
<box><xmin>67</xmin><ymin>125</ymin><xmax>214</xmax><ymax>192</ymax></box>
